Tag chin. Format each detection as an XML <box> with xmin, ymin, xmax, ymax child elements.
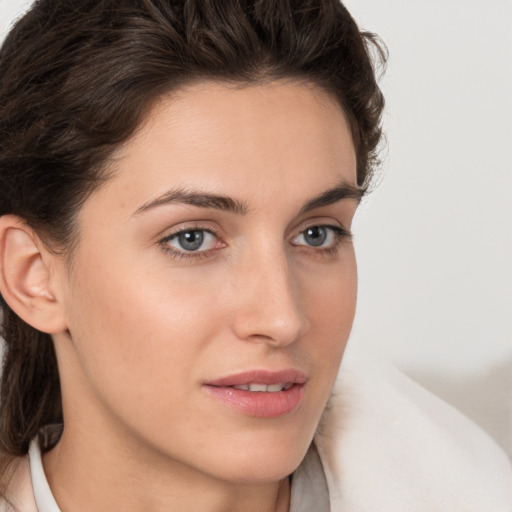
<box><xmin>213</xmin><ymin>453</ymin><xmax>307</xmax><ymax>484</ymax></box>
<box><xmin>195</xmin><ymin>426</ymin><xmax>315</xmax><ymax>484</ymax></box>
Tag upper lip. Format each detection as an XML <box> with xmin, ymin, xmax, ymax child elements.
<box><xmin>204</xmin><ymin>369</ymin><xmax>308</xmax><ymax>387</ymax></box>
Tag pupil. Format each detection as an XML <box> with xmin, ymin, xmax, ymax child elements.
<box><xmin>305</xmin><ymin>227</ymin><xmax>326</xmax><ymax>247</ymax></box>
<box><xmin>179</xmin><ymin>231</ymin><xmax>204</xmax><ymax>251</ymax></box>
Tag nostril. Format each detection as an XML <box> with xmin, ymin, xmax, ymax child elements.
<box><xmin>231</xmin><ymin>309</ymin><xmax>305</xmax><ymax>347</ymax></box>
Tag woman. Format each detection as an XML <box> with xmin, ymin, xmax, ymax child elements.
<box><xmin>0</xmin><ymin>1</ymin><xmax>510</xmax><ymax>511</ymax></box>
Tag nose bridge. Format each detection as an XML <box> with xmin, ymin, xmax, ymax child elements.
<box><xmin>231</xmin><ymin>241</ymin><xmax>306</xmax><ymax>346</ymax></box>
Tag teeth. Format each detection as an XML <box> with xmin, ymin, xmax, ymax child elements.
<box><xmin>249</xmin><ymin>383</ymin><xmax>268</xmax><ymax>392</ymax></box>
<box><xmin>232</xmin><ymin>383</ymin><xmax>290</xmax><ymax>392</ymax></box>
<box><xmin>266</xmin><ymin>383</ymin><xmax>285</xmax><ymax>392</ymax></box>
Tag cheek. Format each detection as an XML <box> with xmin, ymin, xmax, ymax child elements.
<box><xmin>302</xmin><ymin>249</ymin><xmax>357</xmax><ymax>339</ymax></box>
<box><xmin>63</xmin><ymin>254</ymin><xmax>225</xmax><ymax>410</ymax></box>
<box><xmin>296</xmin><ymin>249</ymin><xmax>357</xmax><ymax>393</ymax></box>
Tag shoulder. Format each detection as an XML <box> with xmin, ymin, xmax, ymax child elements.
<box><xmin>314</xmin><ymin>357</ymin><xmax>512</xmax><ymax>512</ymax></box>
<box><xmin>0</xmin><ymin>455</ymin><xmax>38</xmax><ymax>512</ymax></box>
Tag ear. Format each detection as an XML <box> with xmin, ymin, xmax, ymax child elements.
<box><xmin>0</xmin><ymin>215</ymin><xmax>68</xmax><ymax>334</ymax></box>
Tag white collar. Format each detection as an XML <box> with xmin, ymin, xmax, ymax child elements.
<box><xmin>28</xmin><ymin>435</ymin><xmax>61</xmax><ymax>512</ymax></box>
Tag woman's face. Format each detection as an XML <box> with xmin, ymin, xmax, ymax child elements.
<box><xmin>53</xmin><ymin>81</ymin><xmax>359</xmax><ymax>482</ymax></box>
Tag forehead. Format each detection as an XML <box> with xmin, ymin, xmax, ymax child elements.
<box><xmin>88</xmin><ymin>80</ymin><xmax>357</xmax><ymax>218</ymax></box>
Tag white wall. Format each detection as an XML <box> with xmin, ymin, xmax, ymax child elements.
<box><xmin>0</xmin><ymin>0</ymin><xmax>32</xmax><ymax>38</ymax></box>
<box><xmin>1</xmin><ymin>0</ymin><xmax>511</xmax><ymax>452</ymax></box>
<box><xmin>342</xmin><ymin>0</ymin><xmax>512</xmax><ymax>455</ymax></box>
<box><xmin>344</xmin><ymin>0</ymin><xmax>512</xmax><ymax>372</ymax></box>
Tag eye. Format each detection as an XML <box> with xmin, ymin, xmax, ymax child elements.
<box><xmin>162</xmin><ymin>229</ymin><xmax>219</xmax><ymax>253</ymax></box>
<box><xmin>291</xmin><ymin>225</ymin><xmax>349</xmax><ymax>249</ymax></box>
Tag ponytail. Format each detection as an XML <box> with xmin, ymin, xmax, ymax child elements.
<box><xmin>0</xmin><ymin>305</ymin><xmax>62</xmax><ymax>484</ymax></box>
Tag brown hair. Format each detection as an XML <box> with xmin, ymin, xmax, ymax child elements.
<box><xmin>0</xmin><ymin>0</ymin><xmax>385</xmax><ymax>474</ymax></box>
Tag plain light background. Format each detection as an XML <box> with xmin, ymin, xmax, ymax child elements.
<box><xmin>1</xmin><ymin>0</ymin><xmax>511</xmax><ymax>454</ymax></box>
<box><xmin>341</xmin><ymin>0</ymin><xmax>512</xmax><ymax>457</ymax></box>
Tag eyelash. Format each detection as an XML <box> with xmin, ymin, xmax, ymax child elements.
<box><xmin>158</xmin><ymin>224</ymin><xmax>352</xmax><ymax>261</ymax></box>
<box><xmin>293</xmin><ymin>225</ymin><xmax>352</xmax><ymax>257</ymax></box>
<box><xmin>159</xmin><ymin>225</ymin><xmax>223</xmax><ymax>261</ymax></box>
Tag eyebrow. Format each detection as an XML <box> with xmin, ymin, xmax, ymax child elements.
<box><xmin>299</xmin><ymin>182</ymin><xmax>363</xmax><ymax>213</ymax></box>
<box><xmin>133</xmin><ymin>188</ymin><xmax>249</xmax><ymax>216</ymax></box>
<box><xmin>133</xmin><ymin>182</ymin><xmax>362</xmax><ymax>217</ymax></box>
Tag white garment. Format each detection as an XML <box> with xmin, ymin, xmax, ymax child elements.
<box><xmin>2</xmin><ymin>359</ymin><xmax>511</xmax><ymax>511</ymax></box>
<box><xmin>315</xmin><ymin>360</ymin><xmax>512</xmax><ymax>511</ymax></box>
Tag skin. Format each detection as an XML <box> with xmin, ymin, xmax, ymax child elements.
<box><xmin>10</xmin><ymin>81</ymin><xmax>359</xmax><ymax>512</ymax></box>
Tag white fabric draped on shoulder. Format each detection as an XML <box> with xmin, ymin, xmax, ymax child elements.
<box><xmin>316</xmin><ymin>357</ymin><xmax>512</xmax><ymax>511</ymax></box>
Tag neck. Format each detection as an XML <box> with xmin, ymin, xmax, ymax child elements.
<box><xmin>42</xmin><ymin>424</ymin><xmax>291</xmax><ymax>512</ymax></box>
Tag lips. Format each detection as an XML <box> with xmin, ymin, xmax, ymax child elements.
<box><xmin>205</xmin><ymin>369</ymin><xmax>307</xmax><ymax>388</ymax></box>
<box><xmin>203</xmin><ymin>369</ymin><xmax>307</xmax><ymax>417</ymax></box>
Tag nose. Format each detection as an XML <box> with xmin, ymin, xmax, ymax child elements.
<box><xmin>230</xmin><ymin>248</ymin><xmax>308</xmax><ymax>347</ymax></box>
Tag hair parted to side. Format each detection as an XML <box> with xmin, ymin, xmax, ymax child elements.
<box><xmin>0</xmin><ymin>0</ymin><xmax>386</xmax><ymax>469</ymax></box>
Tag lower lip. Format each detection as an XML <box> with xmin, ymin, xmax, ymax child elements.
<box><xmin>202</xmin><ymin>384</ymin><xmax>305</xmax><ymax>418</ymax></box>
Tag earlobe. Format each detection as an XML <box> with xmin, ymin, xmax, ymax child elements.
<box><xmin>0</xmin><ymin>215</ymin><xmax>68</xmax><ymax>334</ymax></box>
